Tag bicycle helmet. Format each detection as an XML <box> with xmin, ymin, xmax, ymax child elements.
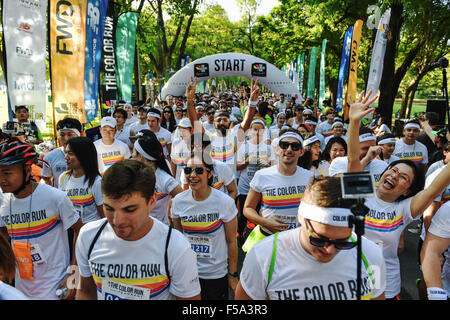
<box><xmin>0</xmin><ymin>138</ymin><xmax>38</xmax><ymax>195</ymax></box>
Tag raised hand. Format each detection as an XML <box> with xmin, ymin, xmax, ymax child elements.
<box><xmin>186</xmin><ymin>76</ymin><xmax>197</xmax><ymax>101</ymax></box>
<box><xmin>348</xmin><ymin>90</ymin><xmax>378</xmax><ymax>121</ymax></box>
<box><xmin>249</xmin><ymin>78</ymin><xmax>260</xmax><ymax>102</ymax></box>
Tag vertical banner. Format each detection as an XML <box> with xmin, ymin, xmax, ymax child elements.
<box><xmin>319</xmin><ymin>39</ymin><xmax>327</xmax><ymax>107</ymax></box>
<box><xmin>115</xmin><ymin>11</ymin><xmax>139</xmax><ymax>103</ymax></box>
<box><xmin>343</xmin><ymin>19</ymin><xmax>364</xmax><ymax>121</ymax></box>
<box><xmin>336</xmin><ymin>26</ymin><xmax>353</xmax><ymax>113</ymax></box>
<box><xmin>365</xmin><ymin>8</ymin><xmax>391</xmax><ymax>112</ymax></box>
<box><xmin>100</xmin><ymin>2</ymin><xmax>118</xmax><ymax>116</ymax></box>
<box><xmin>50</xmin><ymin>0</ymin><xmax>87</xmax><ymax>124</ymax></box>
<box><xmin>306</xmin><ymin>46</ymin><xmax>318</xmax><ymax>99</ymax></box>
<box><xmin>84</xmin><ymin>0</ymin><xmax>109</xmax><ymax>124</ymax></box>
<box><xmin>3</xmin><ymin>0</ymin><xmax>48</xmax><ymax>132</ymax></box>
<box><xmin>297</xmin><ymin>52</ymin><xmax>305</xmax><ymax>97</ymax></box>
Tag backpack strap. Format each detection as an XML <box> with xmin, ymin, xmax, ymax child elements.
<box><xmin>165</xmin><ymin>225</ymin><xmax>173</xmax><ymax>284</ymax></box>
<box><xmin>350</xmin><ymin>236</ymin><xmax>375</xmax><ymax>287</ymax></box>
<box><xmin>88</xmin><ymin>220</ymin><xmax>108</xmax><ymax>260</ymax></box>
<box><xmin>265</xmin><ymin>232</ymin><xmax>279</xmax><ymax>297</ymax></box>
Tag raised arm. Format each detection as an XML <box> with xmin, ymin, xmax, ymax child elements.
<box><xmin>347</xmin><ymin>90</ymin><xmax>378</xmax><ymax>172</ymax></box>
<box><xmin>239</xmin><ymin>79</ymin><xmax>260</xmax><ymax>133</ymax></box>
<box><xmin>185</xmin><ymin>77</ymin><xmax>204</xmax><ymax>134</ymax></box>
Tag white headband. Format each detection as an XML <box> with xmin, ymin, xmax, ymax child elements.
<box><xmin>303</xmin><ymin>135</ymin><xmax>320</xmax><ymax>147</ymax></box>
<box><xmin>251</xmin><ymin>119</ymin><xmax>266</xmax><ymax>127</ymax></box>
<box><xmin>134</xmin><ymin>140</ymin><xmax>157</xmax><ymax>161</ymax></box>
<box><xmin>277</xmin><ymin>112</ymin><xmax>286</xmax><ymax>118</ymax></box>
<box><xmin>58</xmin><ymin>128</ymin><xmax>81</xmax><ymax>137</ymax></box>
<box><xmin>305</xmin><ymin>120</ymin><xmax>317</xmax><ymax>125</ymax></box>
<box><xmin>279</xmin><ymin>132</ymin><xmax>304</xmax><ymax>145</ymax></box>
<box><xmin>404</xmin><ymin>122</ymin><xmax>421</xmax><ymax>130</ymax></box>
<box><xmin>147</xmin><ymin>112</ymin><xmax>161</xmax><ymax>119</ymax></box>
<box><xmin>298</xmin><ymin>201</ymin><xmax>352</xmax><ymax>228</ymax></box>
<box><xmin>377</xmin><ymin>137</ymin><xmax>396</xmax><ymax>145</ymax></box>
<box><xmin>359</xmin><ymin>133</ymin><xmax>377</xmax><ymax>143</ymax></box>
<box><xmin>332</xmin><ymin>121</ymin><xmax>344</xmax><ymax>129</ymax></box>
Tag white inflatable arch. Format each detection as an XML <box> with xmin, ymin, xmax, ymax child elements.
<box><xmin>160</xmin><ymin>53</ymin><xmax>303</xmax><ymax>102</ymax></box>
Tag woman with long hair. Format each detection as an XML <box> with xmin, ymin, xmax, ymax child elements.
<box><xmin>132</xmin><ymin>130</ymin><xmax>183</xmax><ymax>225</ymax></box>
<box><xmin>160</xmin><ymin>106</ymin><xmax>177</xmax><ymax>133</ymax></box>
<box><xmin>316</xmin><ymin>136</ymin><xmax>347</xmax><ymax>177</ymax></box>
<box><xmin>59</xmin><ymin>136</ymin><xmax>104</xmax><ymax>223</ymax></box>
<box><xmin>298</xmin><ymin>135</ymin><xmax>321</xmax><ymax>175</ymax></box>
<box><xmin>347</xmin><ymin>90</ymin><xmax>450</xmax><ymax>300</ymax></box>
<box><xmin>171</xmin><ymin>152</ymin><xmax>238</xmax><ymax>300</ymax></box>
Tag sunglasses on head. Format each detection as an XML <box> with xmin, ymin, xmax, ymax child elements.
<box><xmin>57</xmin><ymin>122</ymin><xmax>78</xmax><ymax>130</ymax></box>
<box><xmin>183</xmin><ymin>166</ymin><xmax>210</xmax><ymax>175</ymax></box>
<box><xmin>305</xmin><ymin>219</ymin><xmax>356</xmax><ymax>250</ymax></box>
<box><xmin>279</xmin><ymin>140</ymin><xmax>302</xmax><ymax>151</ymax></box>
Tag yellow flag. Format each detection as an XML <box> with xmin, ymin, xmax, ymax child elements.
<box><xmin>50</xmin><ymin>0</ymin><xmax>87</xmax><ymax>124</ymax></box>
<box><xmin>343</xmin><ymin>19</ymin><xmax>364</xmax><ymax>121</ymax></box>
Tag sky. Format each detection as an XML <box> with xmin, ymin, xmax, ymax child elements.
<box><xmin>205</xmin><ymin>0</ymin><xmax>280</xmax><ymax>22</ymax></box>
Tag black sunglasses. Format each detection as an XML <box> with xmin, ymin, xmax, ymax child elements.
<box><xmin>279</xmin><ymin>140</ymin><xmax>302</xmax><ymax>151</ymax></box>
<box><xmin>304</xmin><ymin>219</ymin><xmax>356</xmax><ymax>250</ymax></box>
<box><xmin>57</xmin><ymin>122</ymin><xmax>78</xmax><ymax>130</ymax></box>
<box><xmin>183</xmin><ymin>167</ymin><xmax>210</xmax><ymax>175</ymax></box>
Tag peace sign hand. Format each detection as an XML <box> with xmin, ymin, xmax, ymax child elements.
<box><xmin>348</xmin><ymin>90</ymin><xmax>378</xmax><ymax>122</ymax></box>
<box><xmin>186</xmin><ymin>76</ymin><xmax>197</xmax><ymax>101</ymax></box>
<box><xmin>249</xmin><ymin>78</ymin><xmax>260</xmax><ymax>102</ymax></box>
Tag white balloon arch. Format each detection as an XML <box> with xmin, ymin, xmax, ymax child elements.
<box><xmin>160</xmin><ymin>53</ymin><xmax>303</xmax><ymax>102</ymax></box>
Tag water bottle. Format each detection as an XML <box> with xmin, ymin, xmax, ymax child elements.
<box><xmin>56</xmin><ymin>287</ymin><xmax>68</xmax><ymax>299</ymax></box>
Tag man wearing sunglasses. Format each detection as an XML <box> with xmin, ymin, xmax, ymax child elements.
<box><xmin>242</xmin><ymin>130</ymin><xmax>313</xmax><ymax>252</ymax></box>
<box><xmin>236</xmin><ymin>176</ymin><xmax>386</xmax><ymax>300</ymax></box>
<box><xmin>202</xmin><ymin>106</ymin><xmax>216</xmax><ymax>135</ymax></box>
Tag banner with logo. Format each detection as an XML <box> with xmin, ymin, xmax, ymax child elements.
<box><xmin>306</xmin><ymin>46</ymin><xmax>318</xmax><ymax>99</ymax></box>
<box><xmin>343</xmin><ymin>20</ymin><xmax>364</xmax><ymax>121</ymax></box>
<box><xmin>319</xmin><ymin>39</ymin><xmax>327</xmax><ymax>107</ymax></box>
<box><xmin>84</xmin><ymin>0</ymin><xmax>109</xmax><ymax>124</ymax></box>
<box><xmin>100</xmin><ymin>2</ymin><xmax>118</xmax><ymax>116</ymax></box>
<box><xmin>296</xmin><ymin>52</ymin><xmax>305</xmax><ymax>97</ymax></box>
<box><xmin>336</xmin><ymin>25</ymin><xmax>353</xmax><ymax>113</ymax></box>
<box><xmin>365</xmin><ymin>8</ymin><xmax>391</xmax><ymax>112</ymax></box>
<box><xmin>3</xmin><ymin>0</ymin><xmax>48</xmax><ymax>132</ymax></box>
<box><xmin>50</xmin><ymin>0</ymin><xmax>87</xmax><ymax>124</ymax></box>
<box><xmin>115</xmin><ymin>11</ymin><xmax>139</xmax><ymax>103</ymax></box>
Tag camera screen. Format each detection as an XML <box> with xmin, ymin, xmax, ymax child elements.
<box><xmin>341</xmin><ymin>173</ymin><xmax>375</xmax><ymax>198</ymax></box>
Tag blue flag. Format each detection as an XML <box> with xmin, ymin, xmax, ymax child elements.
<box><xmin>84</xmin><ymin>0</ymin><xmax>109</xmax><ymax>124</ymax></box>
<box><xmin>336</xmin><ymin>26</ymin><xmax>353</xmax><ymax>112</ymax></box>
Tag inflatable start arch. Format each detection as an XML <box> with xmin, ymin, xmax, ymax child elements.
<box><xmin>160</xmin><ymin>53</ymin><xmax>303</xmax><ymax>102</ymax></box>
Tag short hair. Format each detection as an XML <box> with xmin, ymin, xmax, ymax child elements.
<box><xmin>102</xmin><ymin>159</ymin><xmax>156</xmax><ymax>202</ymax></box>
<box><xmin>382</xmin><ymin>160</ymin><xmax>425</xmax><ymax>201</ymax></box>
<box><xmin>359</xmin><ymin>126</ymin><xmax>374</xmax><ymax>136</ymax></box>
<box><xmin>147</xmin><ymin>108</ymin><xmax>161</xmax><ymax>118</ymax></box>
<box><xmin>321</xmin><ymin>137</ymin><xmax>347</xmax><ymax>162</ymax></box>
<box><xmin>424</xmin><ymin>112</ymin><xmax>440</xmax><ymax>126</ymax></box>
<box><xmin>305</xmin><ymin>176</ymin><xmax>358</xmax><ymax>209</ymax></box>
<box><xmin>15</xmin><ymin>105</ymin><xmax>29</xmax><ymax>112</ymax></box>
<box><xmin>113</xmin><ymin>108</ymin><xmax>127</xmax><ymax>119</ymax></box>
<box><xmin>56</xmin><ymin>117</ymin><xmax>82</xmax><ymax>132</ymax></box>
<box><xmin>377</xmin><ymin>132</ymin><xmax>396</xmax><ymax>144</ymax></box>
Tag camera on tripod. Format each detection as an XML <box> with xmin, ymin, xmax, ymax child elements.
<box><xmin>2</xmin><ymin>121</ymin><xmax>33</xmax><ymax>140</ymax></box>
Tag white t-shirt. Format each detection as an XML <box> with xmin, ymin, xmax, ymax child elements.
<box><xmin>329</xmin><ymin>156</ymin><xmax>388</xmax><ymax>186</ymax></box>
<box><xmin>76</xmin><ymin>218</ymin><xmax>201</xmax><ymax>300</ymax></box>
<box><xmin>239</xmin><ymin>228</ymin><xmax>386</xmax><ymax>300</ymax></box>
<box><xmin>374</xmin><ymin>124</ymin><xmax>391</xmax><ymax>136</ymax></box>
<box><xmin>0</xmin><ymin>281</ymin><xmax>28</xmax><ymax>300</ymax></box>
<box><xmin>425</xmin><ymin>165</ymin><xmax>450</xmax><ymax>204</ymax></box>
<box><xmin>426</xmin><ymin>160</ymin><xmax>445</xmax><ymax>178</ymax></box>
<box><xmin>316</xmin><ymin>121</ymin><xmax>334</xmax><ymax>138</ymax></box>
<box><xmin>312</xmin><ymin>160</ymin><xmax>331</xmax><ymax>178</ymax></box>
<box><xmin>129</xmin><ymin>122</ymin><xmax>149</xmax><ymax>135</ymax></box>
<box><xmin>427</xmin><ymin>201</ymin><xmax>450</xmax><ymax>296</ymax></box>
<box><xmin>58</xmin><ymin>172</ymin><xmax>103</xmax><ymax>224</ymax></box>
<box><xmin>170</xmin><ymin>138</ymin><xmax>191</xmax><ymax>184</ymax></box>
<box><xmin>124</xmin><ymin>115</ymin><xmax>138</xmax><ymax>127</ymax></box>
<box><xmin>393</xmin><ymin>139</ymin><xmax>428</xmax><ymax>165</ymax></box>
<box><xmin>0</xmin><ymin>183</ymin><xmax>79</xmax><ymax>299</ymax></box>
<box><xmin>171</xmin><ymin>188</ymin><xmax>237</xmax><ymax>279</ymax></box>
<box><xmin>114</xmin><ymin>126</ymin><xmax>132</xmax><ymax>148</ymax></box>
<box><xmin>250</xmin><ymin>165</ymin><xmax>313</xmax><ymax>234</ymax></box>
<box><xmin>363</xmin><ymin>196</ymin><xmax>418</xmax><ymax>298</ymax></box>
<box><xmin>94</xmin><ymin>139</ymin><xmax>131</xmax><ymax>174</ymax></box>
<box><xmin>154</xmin><ymin>127</ymin><xmax>172</xmax><ymax>158</ymax></box>
<box><xmin>151</xmin><ymin>168</ymin><xmax>180</xmax><ymax>225</ymax></box>
<box><xmin>274</xmin><ymin>101</ymin><xmax>286</xmax><ymax>111</ymax></box>
<box><xmin>209</xmin><ymin>125</ymin><xmax>240</xmax><ymax>176</ymax></box>
<box><xmin>382</xmin><ymin>154</ymin><xmax>400</xmax><ymax>165</ymax></box>
<box><xmin>41</xmin><ymin>147</ymin><xmax>67</xmax><ymax>188</ymax></box>
<box><xmin>180</xmin><ymin>160</ymin><xmax>235</xmax><ymax>195</ymax></box>
<box><xmin>202</xmin><ymin>122</ymin><xmax>215</xmax><ymax>135</ymax></box>
<box><xmin>237</xmin><ymin>141</ymin><xmax>274</xmax><ymax>195</ymax></box>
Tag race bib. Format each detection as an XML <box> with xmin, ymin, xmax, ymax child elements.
<box><xmin>273</xmin><ymin>214</ymin><xmax>299</xmax><ymax>230</ymax></box>
<box><xmin>188</xmin><ymin>235</ymin><xmax>213</xmax><ymax>258</ymax></box>
<box><xmin>102</xmin><ymin>279</ymin><xmax>151</xmax><ymax>300</ymax></box>
<box><xmin>30</xmin><ymin>243</ymin><xmax>47</xmax><ymax>265</ymax></box>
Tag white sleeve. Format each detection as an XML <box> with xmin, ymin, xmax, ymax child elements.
<box><xmin>239</xmin><ymin>244</ymin><xmax>268</xmax><ymax>300</ymax></box>
<box><xmin>165</xmin><ymin>174</ymin><xmax>180</xmax><ymax>194</ymax></box>
<box><xmin>92</xmin><ymin>177</ymin><xmax>104</xmax><ymax>206</ymax></box>
<box><xmin>170</xmin><ymin>195</ymin><xmax>181</xmax><ymax>219</ymax></box>
<box><xmin>329</xmin><ymin>157</ymin><xmax>348</xmax><ymax>176</ymax></box>
<box><xmin>221</xmin><ymin>195</ymin><xmax>238</xmax><ymax>223</ymax></box>
<box><xmin>428</xmin><ymin>203</ymin><xmax>450</xmax><ymax>239</ymax></box>
<box><xmin>249</xmin><ymin>170</ymin><xmax>263</xmax><ymax>193</ymax></box>
<box><xmin>220</xmin><ymin>163</ymin><xmax>235</xmax><ymax>186</ymax></box>
<box><xmin>75</xmin><ymin>224</ymin><xmax>93</xmax><ymax>278</ymax></box>
<box><xmin>57</xmin><ymin>193</ymin><xmax>80</xmax><ymax>230</ymax></box>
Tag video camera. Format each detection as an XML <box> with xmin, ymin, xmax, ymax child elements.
<box><xmin>2</xmin><ymin>121</ymin><xmax>36</xmax><ymax>143</ymax></box>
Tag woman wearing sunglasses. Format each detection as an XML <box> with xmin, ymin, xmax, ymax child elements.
<box><xmin>235</xmin><ymin>177</ymin><xmax>386</xmax><ymax>300</ymax></box>
<box><xmin>242</xmin><ymin>129</ymin><xmax>313</xmax><ymax>253</ymax></box>
<box><xmin>132</xmin><ymin>130</ymin><xmax>183</xmax><ymax>225</ymax></box>
<box><xmin>161</xmin><ymin>106</ymin><xmax>177</xmax><ymax>133</ymax></box>
<box><xmin>347</xmin><ymin>90</ymin><xmax>450</xmax><ymax>300</ymax></box>
<box><xmin>171</xmin><ymin>153</ymin><xmax>238</xmax><ymax>300</ymax></box>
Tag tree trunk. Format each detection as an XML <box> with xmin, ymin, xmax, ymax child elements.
<box><xmin>176</xmin><ymin>0</ymin><xmax>199</xmax><ymax>70</ymax></box>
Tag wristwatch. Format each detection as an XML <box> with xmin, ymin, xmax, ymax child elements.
<box><xmin>228</xmin><ymin>272</ymin><xmax>238</xmax><ymax>277</ymax></box>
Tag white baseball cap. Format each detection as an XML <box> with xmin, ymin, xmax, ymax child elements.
<box><xmin>178</xmin><ymin>118</ymin><xmax>192</xmax><ymax>128</ymax></box>
<box><xmin>101</xmin><ymin>116</ymin><xmax>117</xmax><ymax>128</ymax></box>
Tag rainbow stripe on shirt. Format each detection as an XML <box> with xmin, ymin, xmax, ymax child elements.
<box><xmin>210</xmin><ymin>148</ymin><xmax>235</xmax><ymax>162</ymax></box>
<box><xmin>181</xmin><ymin>219</ymin><xmax>224</xmax><ymax>234</ymax></box>
<box><xmin>365</xmin><ymin>214</ymin><xmax>404</xmax><ymax>232</ymax></box>
<box><xmin>262</xmin><ymin>194</ymin><xmax>303</xmax><ymax>210</ymax></box>
<box><xmin>155</xmin><ymin>192</ymin><xmax>168</xmax><ymax>201</ymax></box>
<box><xmin>70</xmin><ymin>194</ymin><xmax>95</xmax><ymax>207</ymax></box>
<box><xmin>103</xmin><ymin>155</ymin><xmax>125</xmax><ymax>167</ymax></box>
<box><xmin>399</xmin><ymin>156</ymin><xmax>423</xmax><ymax>163</ymax></box>
<box><xmin>212</xmin><ymin>181</ymin><xmax>224</xmax><ymax>190</ymax></box>
<box><xmin>6</xmin><ymin>214</ymin><xmax>60</xmax><ymax>240</ymax></box>
<box><xmin>321</xmin><ymin>130</ymin><xmax>334</xmax><ymax>137</ymax></box>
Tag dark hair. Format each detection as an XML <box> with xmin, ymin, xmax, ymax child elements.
<box><xmin>376</xmin><ymin>132</ymin><xmax>396</xmax><ymax>145</ymax></box>
<box><xmin>424</xmin><ymin>112</ymin><xmax>440</xmax><ymax>126</ymax></box>
<box><xmin>135</xmin><ymin>130</ymin><xmax>173</xmax><ymax>177</ymax></box>
<box><xmin>113</xmin><ymin>108</ymin><xmax>127</xmax><ymax>119</ymax></box>
<box><xmin>56</xmin><ymin>118</ymin><xmax>82</xmax><ymax>132</ymax></box>
<box><xmin>0</xmin><ymin>231</ymin><xmax>16</xmax><ymax>283</ymax></box>
<box><xmin>321</xmin><ymin>137</ymin><xmax>347</xmax><ymax>162</ymax></box>
<box><xmin>66</xmin><ymin>137</ymin><xmax>100</xmax><ymax>187</ymax></box>
<box><xmin>147</xmin><ymin>108</ymin><xmax>161</xmax><ymax>118</ymax></box>
<box><xmin>161</xmin><ymin>107</ymin><xmax>177</xmax><ymax>132</ymax></box>
<box><xmin>382</xmin><ymin>159</ymin><xmax>425</xmax><ymax>201</ymax></box>
<box><xmin>359</xmin><ymin>126</ymin><xmax>374</xmax><ymax>136</ymax></box>
<box><xmin>258</xmin><ymin>101</ymin><xmax>269</xmax><ymax>118</ymax></box>
<box><xmin>102</xmin><ymin>159</ymin><xmax>155</xmax><ymax>201</ymax></box>
<box><xmin>188</xmin><ymin>151</ymin><xmax>214</xmax><ymax>186</ymax></box>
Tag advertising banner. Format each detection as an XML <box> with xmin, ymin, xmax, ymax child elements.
<box><xmin>336</xmin><ymin>26</ymin><xmax>353</xmax><ymax>113</ymax></box>
<box><xmin>319</xmin><ymin>39</ymin><xmax>327</xmax><ymax>107</ymax></box>
<box><xmin>306</xmin><ymin>46</ymin><xmax>318</xmax><ymax>99</ymax></box>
